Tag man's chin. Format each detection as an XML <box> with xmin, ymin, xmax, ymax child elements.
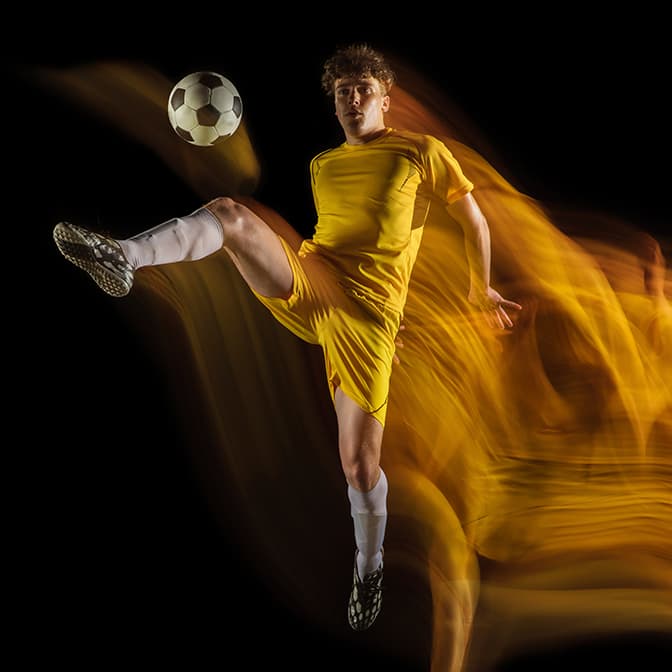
<box><xmin>343</xmin><ymin>119</ymin><xmax>364</xmax><ymax>133</ymax></box>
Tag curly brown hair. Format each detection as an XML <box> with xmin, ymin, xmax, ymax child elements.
<box><xmin>321</xmin><ymin>43</ymin><xmax>396</xmax><ymax>96</ymax></box>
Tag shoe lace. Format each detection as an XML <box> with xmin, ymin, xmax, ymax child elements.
<box><xmin>359</xmin><ymin>567</ymin><xmax>383</xmax><ymax>601</ymax></box>
<box><xmin>95</xmin><ymin>239</ymin><xmax>128</xmax><ymax>266</ymax></box>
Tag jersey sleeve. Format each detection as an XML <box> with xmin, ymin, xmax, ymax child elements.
<box><xmin>422</xmin><ymin>135</ymin><xmax>474</xmax><ymax>204</ymax></box>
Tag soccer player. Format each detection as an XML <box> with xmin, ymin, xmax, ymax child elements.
<box><xmin>53</xmin><ymin>43</ymin><xmax>522</xmax><ymax>631</ymax></box>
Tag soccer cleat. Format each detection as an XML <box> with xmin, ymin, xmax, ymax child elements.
<box><xmin>347</xmin><ymin>551</ymin><xmax>383</xmax><ymax>631</ymax></box>
<box><xmin>53</xmin><ymin>222</ymin><xmax>134</xmax><ymax>297</ymax></box>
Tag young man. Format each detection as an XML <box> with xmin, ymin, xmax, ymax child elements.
<box><xmin>53</xmin><ymin>43</ymin><xmax>521</xmax><ymax>631</ymax></box>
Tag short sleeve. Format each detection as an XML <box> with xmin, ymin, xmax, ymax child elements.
<box><xmin>422</xmin><ymin>135</ymin><xmax>474</xmax><ymax>204</ymax></box>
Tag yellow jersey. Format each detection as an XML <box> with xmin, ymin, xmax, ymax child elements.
<box><xmin>303</xmin><ymin>127</ymin><xmax>473</xmax><ymax>315</ymax></box>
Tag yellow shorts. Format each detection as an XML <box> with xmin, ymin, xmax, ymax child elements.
<box><xmin>251</xmin><ymin>236</ymin><xmax>400</xmax><ymax>426</ymax></box>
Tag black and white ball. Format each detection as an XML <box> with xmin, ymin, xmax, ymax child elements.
<box><xmin>167</xmin><ymin>71</ymin><xmax>243</xmax><ymax>146</ymax></box>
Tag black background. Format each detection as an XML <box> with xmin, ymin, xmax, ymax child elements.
<box><xmin>7</xmin><ymin>12</ymin><xmax>671</xmax><ymax>671</ymax></box>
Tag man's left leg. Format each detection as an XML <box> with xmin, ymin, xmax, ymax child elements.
<box><xmin>334</xmin><ymin>387</ymin><xmax>387</xmax><ymax>631</ymax></box>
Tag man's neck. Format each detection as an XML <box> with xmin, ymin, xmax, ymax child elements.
<box><xmin>345</xmin><ymin>126</ymin><xmax>389</xmax><ymax>145</ymax></box>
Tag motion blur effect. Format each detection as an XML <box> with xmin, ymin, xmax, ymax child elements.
<box><xmin>31</xmin><ymin>54</ymin><xmax>671</xmax><ymax>672</ymax></box>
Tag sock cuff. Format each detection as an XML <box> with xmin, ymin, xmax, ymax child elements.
<box><xmin>190</xmin><ymin>206</ymin><xmax>225</xmax><ymax>247</ymax></box>
<box><xmin>348</xmin><ymin>468</ymin><xmax>388</xmax><ymax>515</ymax></box>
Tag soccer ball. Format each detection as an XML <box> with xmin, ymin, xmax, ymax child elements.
<box><xmin>167</xmin><ymin>71</ymin><xmax>243</xmax><ymax>147</ymax></box>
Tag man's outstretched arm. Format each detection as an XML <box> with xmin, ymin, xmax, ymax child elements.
<box><xmin>446</xmin><ymin>192</ymin><xmax>522</xmax><ymax>328</ymax></box>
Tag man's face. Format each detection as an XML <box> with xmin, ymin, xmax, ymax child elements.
<box><xmin>334</xmin><ymin>76</ymin><xmax>389</xmax><ymax>142</ymax></box>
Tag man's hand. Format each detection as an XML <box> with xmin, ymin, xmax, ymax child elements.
<box><xmin>468</xmin><ymin>286</ymin><xmax>522</xmax><ymax>329</ymax></box>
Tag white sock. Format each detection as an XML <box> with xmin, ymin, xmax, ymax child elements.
<box><xmin>118</xmin><ymin>207</ymin><xmax>224</xmax><ymax>269</ymax></box>
<box><xmin>348</xmin><ymin>469</ymin><xmax>388</xmax><ymax>579</ymax></box>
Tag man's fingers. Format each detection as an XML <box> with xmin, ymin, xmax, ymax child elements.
<box><xmin>499</xmin><ymin>307</ymin><xmax>513</xmax><ymax>328</ymax></box>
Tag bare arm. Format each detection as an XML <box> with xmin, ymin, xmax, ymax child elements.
<box><xmin>446</xmin><ymin>192</ymin><xmax>522</xmax><ymax>328</ymax></box>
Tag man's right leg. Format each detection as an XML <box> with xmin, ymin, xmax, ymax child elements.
<box><xmin>53</xmin><ymin>197</ymin><xmax>293</xmax><ymax>300</ymax></box>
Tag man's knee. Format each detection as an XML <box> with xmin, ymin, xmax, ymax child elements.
<box><xmin>205</xmin><ymin>196</ymin><xmax>239</xmax><ymax>221</ymax></box>
<box><xmin>343</xmin><ymin>456</ymin><xmax>380</xmax><ymax>493</ymax></box>
<box><xmin>204</xmin><ymin>197</ymin><xmax>252</xmax><ymax>246</ymax></box>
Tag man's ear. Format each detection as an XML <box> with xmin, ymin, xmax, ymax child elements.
<box><xmin>382</xmin><ymin>95</ymin><xmax>390</xmax><ymax>112</ymax></box>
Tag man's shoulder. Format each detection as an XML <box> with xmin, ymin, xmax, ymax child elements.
<box><xmin>388</xmin><ymin>128</ymin><xmax>445</xmax><ymax>151</ymax></box>
<box><xmin>385</xmin><ymin>130</ymin><xmax>458</xmax><ymax>169</ymax></box>
<box><xmin>311</xmin><ymin>145</ymin><xmax>339</xmax><ymax>161</ymax></box>
<box><xmin>309</xmin><ymin>143</ymin><xmax>345</xmax><ymax>169</ymax></box>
